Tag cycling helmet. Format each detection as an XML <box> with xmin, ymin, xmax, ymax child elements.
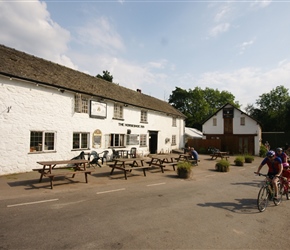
<box><xmin>266</xmin><ymin>150</ymin><xmax>275</xmax><ymax>157</ymax></box>
<box><xmin>276</xmin><ymin>147</ymin><xmax>283</xmax><ymax>152</ymax></box>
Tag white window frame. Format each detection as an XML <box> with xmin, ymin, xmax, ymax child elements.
<box><xmin>140</xmin><ymin>110</ymin><xmax>148</xmax><ymax>123</ymax></box>
<box><xmin>113</xmin><ymin>103</ymin><xmax>123</xmax><ymax>119</ymax></box>
<box><xmin>30</xmin><ymin>131</ymin><xmax>56</xmax><ymax>152</ymax></box>
<box><xmin>172</xmin><ymin>117</ymin><xmax>177</xmax><ymax>127</ymax></box>
<box><xmin>240</xmin><ymin>117</ymin><xmax>245</xmax><ymax>126</ymax></box>
<box><xmin>73</xmin><ymin>132</ymin><xmax>89</xmax><ymax>150</ymax></box>
<box><xmin>213</xmin><ymin>118</ymin><xmax>217</xmax><ymax>126</ymax></box>
<box><xmin>171</xmin><ymin>135</ymin><xmax>176</xmax><ymax>145</ymax></box>
<box><xmin>110</xmin><ymin>133</ymin><xmax>125</xmax><ymax>147</ymax></box>
<box><xmin>74</xmin><ymin>94</ymin><xmax>88</xmax><ymax>113</ymax></box>
<box><xmin>140</xmin><ymin>134</ymin><xmax>147</xmax><ymax>147</ymax></box>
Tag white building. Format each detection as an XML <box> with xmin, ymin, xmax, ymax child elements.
<box><xmin>202</xmin><ymin>103</ymin><xmax>262</xmax><ymax>155</ymax></box>
<box><xmin>0</xmin><ymin>45</ymin><xmax>186</xmax><ymax>175</ymax></box>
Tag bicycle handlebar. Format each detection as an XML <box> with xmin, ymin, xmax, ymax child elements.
<box><xmin>254</xmin><ymin>172</ymin><xmax>267</xmax><ymax>177</ymax></box>
<box><xmin>254</xmin><ymin>172</ymin><xmax>285</xmax><ymax>180</ymax></box>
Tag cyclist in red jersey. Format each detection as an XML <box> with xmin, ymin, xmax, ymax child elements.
<box><xmin>256</xmin><ymin>150</ymin><xmax>283</xmax><ymax>199</ymax></box>
<box><xmin>276</xmin><ymin>147</ymin><xmax>288</xmax><ymax>163</ymax></box>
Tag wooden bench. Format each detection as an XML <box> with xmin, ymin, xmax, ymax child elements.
<box><xmin>33</xmin><ymin>169</ymin><xmax>92</xmax><ymax>189</ymax></box>
<box><xmin>45</xmin><ymin>170</ymin><xmax>92</xmax><ymax>189</ymax></box>
<box><xmin>149</xmin><ymin>162</ymin><xmax>178</xmax><ymax>173</ymax></box>
<box><xmin>210</xmin><ymin>154</ymin><xmax>229</xmax><ymax>160</ymax></box>
<box><xmin>108</xmin><ymin>164</ymin><xmax>151</xmax><ymax>180</ymax></box>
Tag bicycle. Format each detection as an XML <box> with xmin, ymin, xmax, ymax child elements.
<box><xmin>254</xmin><ymin>172</ymin><xmax>283</xmax><ymax>212</ymax></box>
<box><xmin>280</xmin><ymin>175</ymin><xmax>290</xmax><ymax>200</ymax></box>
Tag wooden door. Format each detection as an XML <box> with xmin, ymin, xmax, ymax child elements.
<box><xmin>224</xmin><ymin>118</ymin><xmax>233</xmax><ymax>134</ymax></box>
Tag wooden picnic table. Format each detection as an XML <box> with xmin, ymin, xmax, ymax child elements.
<box><xmin>210</xmin><ymin>152</ymin><xmax>229</xmax><ymax>160</ymax></box>
<box><xmin>107</xmin><ymin>157</ymin><xmax>151</xmax><ymax>179</ymax></box>
<box><xmin>34</xmin><ymin>159</ymin><xmax>90</xmax><ymax>189</ymax></box>
<box><xmin>177</xmin><ymin>153</ymin><xmax>199</xmax><ymax>165</ymax></box>
<box><xmin>148</xmin><ymin>154</ymin><xmax>181</xmax><ymax>172</ymax></box>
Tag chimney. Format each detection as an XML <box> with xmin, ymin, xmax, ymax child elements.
<box><xmin>137</xmin><ymin>89</ymin><xmax>142</xmax><ymax>93</ymax></box>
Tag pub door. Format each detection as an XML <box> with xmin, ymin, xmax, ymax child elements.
<box><xmin>149</xmin><ymin>131</ymin><xmax>158</xmax><ymax>154</ymax></box>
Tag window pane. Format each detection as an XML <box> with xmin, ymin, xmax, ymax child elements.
<box><xmin>30</xmin><ymin>131</ymin><xmax>42</xmax><ymax>151</ymax></box>
<box><xmin>114</xmin><ymin>104</ymin><xmax>123</xmax><ymax>119</ymax></box>
<box><xmin>114</xmin><ymin>134</ymin><xmax>119</xmax><ymax>146</ymax></box>
<box><xmin>45</xmin><ymin>132</ymin><xmax>55</xmax><ymax>150</ymax></box>
<box><xmin>73</xmin><ymin>133</ymin><xmax>80</xmax><ymax>149</ymax></box>
<box><xmin>140</xmin><ymin>134</ymin><xmax>147</xmax><ymax>147</ymax></box>
<box><xmin>81</xmin><ymin>133</ymin><xmax>88</xmax><ymax>148</ymax></box>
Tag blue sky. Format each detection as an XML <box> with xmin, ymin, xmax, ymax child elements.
<box><xmin>1</xmin><ymin>0</ymin><xmax>290</xmax><ymax>110</ymax></box>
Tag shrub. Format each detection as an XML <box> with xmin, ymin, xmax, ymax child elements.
<box><xmin>244</xmin><ymin>154</ymin><xmax>254</xmax><ymax>163</ymax></box>
<box><xmin>199</xmin><ymin>147</ymin><xmax>207</xmax><ymax>154</ymax></box>
<box><xmin>259</xmin><ymin>145</ymin><xmax>268</xmax><ymax>157</ymax></box>
<box><xmin>215</xmin><ymin>159</ymin><xmax>230</xmax><ymax>172</ymax></box>
<box><xmin>177</xmin><ymin>161</ymin><xmax>192</xmax><ymax>178</ymax></box>
<box><xmin>234</xmin><ymin>156</ymin><xmax>245</xmax><ymax>166</ymax></box>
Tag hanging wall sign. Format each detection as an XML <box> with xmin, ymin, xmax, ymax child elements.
<box><xmin>90</xmin><ymin>100</ymin><xmax>107</xmax><ymax>118</ymax></box>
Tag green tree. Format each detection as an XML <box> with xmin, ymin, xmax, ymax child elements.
<box><xmin>247</xmin><ymin>85</ymin><xmax>290</xmax><ymax>132</ymax></box>
<box><xmin>168</xmin><ymin>87</ymin><xmax>239</xmax><ymax>129</ymax></box>
<box><xmin>96</xmin><ymin>70</ymin><xmax>113</xmax><ymax>82</ymax></box>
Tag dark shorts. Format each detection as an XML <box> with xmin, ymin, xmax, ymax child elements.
<box><xmin>267</xmin><ymin>173</ymin><xmax>278</xmax><ymax>179</ymax></box>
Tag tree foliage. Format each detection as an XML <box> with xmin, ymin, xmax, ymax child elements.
<box><xmin>246</xmin><ymin>85</ymin><xmax>290</xmax><ymax>132</ymax></box>
<box><xmin>168</xmin><ymin>87</ymin><xmax>239</xmax><ymax>129</ymax></box>
<box><xmin>96</xmin><ymin>70</ymin><xmax>113</xmax><ymax>82</ymax></box>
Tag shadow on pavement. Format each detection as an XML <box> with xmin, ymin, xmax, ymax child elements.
<box><xmin>197</xmin><ymin>198</ymin><xmax>259</xmax><ymax>214</ymax></box>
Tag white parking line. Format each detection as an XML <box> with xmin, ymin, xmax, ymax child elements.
<box><xmin>147</xmin><ymin>182</ymin><xmax>166</xmax><ymax>187</ymax></box>
<box><xmin>97</xmin><ymin>188</ymin><xmax>125</xmax><ymax>194</ymax></box>
<box><xmin>7</xmin><ymin>198</ymin><xmax>59</xmax><ymax>208</ymax></box>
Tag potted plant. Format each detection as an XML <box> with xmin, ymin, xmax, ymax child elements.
<box><xmin>234</xmin><ymin>156</ymin><xmax>245</xmax><ymax>166</ymax></box>
<box><xmin>259</xmin><ymin>145</ymin><xmax>268</xmax><ymax>157</ymax></box>
<box><xmin>215</xmin><ymin>159</ymin><xmax>230</xmax><ymax>172</ymax></box>
<box><xmin>177</xmin><ymin>161</ymin><xmax>192</xmax><ymax>178</ymax></box>
<box><xmin>244</xmin><ymin>154</ymin><xmax>254</xmax><ymax>163</ymax></box>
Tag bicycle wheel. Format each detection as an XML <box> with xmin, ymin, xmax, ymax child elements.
<box><xmin>257</xmin><ymin>185</ymin><xmax>269</xmax><ymax>212</ymax></box>
<box><xmin>284</xmin><ymin>183</ymin><xmax>290</xmax><ymax>200</ymax></box>
<box><xmin>286</xmin><ymin>188</ymin><xmax>289</xmax><ymax>200</ymax></box>
<box><xmin>273</xmin><ymin>183</ymin><xmax>283</xmax><ymax>205</ymax></box>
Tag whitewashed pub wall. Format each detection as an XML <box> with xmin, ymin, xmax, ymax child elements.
<box><xmin>0</xmin><ymin>77</ymin><xmax>184</xmax><ymax>175</ymax></box>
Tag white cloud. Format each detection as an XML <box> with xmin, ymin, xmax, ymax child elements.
<box><xmin>195</xmin><ymin>63</ymin><xmax>290</xmax><ymax>108</ymax></box>
<box><xmin>214</xmin><ymin>5</ymin><xmax>231</xmax><ymax>22</ymax></box>
<box><xmin>148</xmin><ymin>59</ymin><xmax>168</xmax><ymax>69</ymax></box>
<box><xmin>209</xmin><ymin>23</ymin><xmax>230</xmax><ymax>37</ymax></box>
<box><xmin>238</xmin><ymin>39</ymin><xmax>255</xmax><ymax>55</ymax></box>
<box><xmin>250</xmin><ymin>0</ymin><xmax>272</xmax><ymax>9</ymax></box>
<box><xmin>75</xmin><ymin>17</ymin><xmax>125</xmax><ymax>53</ymax></box>
<box><xmin>0</xmin><ymin>0</ymin><xmax>75</xmax><ymax>68</ymax></box>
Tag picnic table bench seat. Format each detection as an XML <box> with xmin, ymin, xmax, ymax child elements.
<box><xmin>32</xmin><ymin>165</ymin><xmax>74</xmax><ymax>173</ymax></box>
<box><xmin>40</xmin><ymin>170</ymin><xmax>92</xmax><ymax>189</ymax></box>
<box><xmin>149</xmin><ymin>162</ymin><xmax>178</xmax><ymax>172</ymax></box>
<box><xmin>107</xmin><ymin>163</ymin><xmax>151</xmax><ymax>180</ymax></box>
<box><xmin>210</xmin><ymin>154</ymin><xmax>229</xmax><ymax>160</ymax></box>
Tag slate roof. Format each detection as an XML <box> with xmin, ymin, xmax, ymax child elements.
<box><xmin>0</xmin><ymin>44</ymin><xmax>185</xmax><ymax>118</ymax></box>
